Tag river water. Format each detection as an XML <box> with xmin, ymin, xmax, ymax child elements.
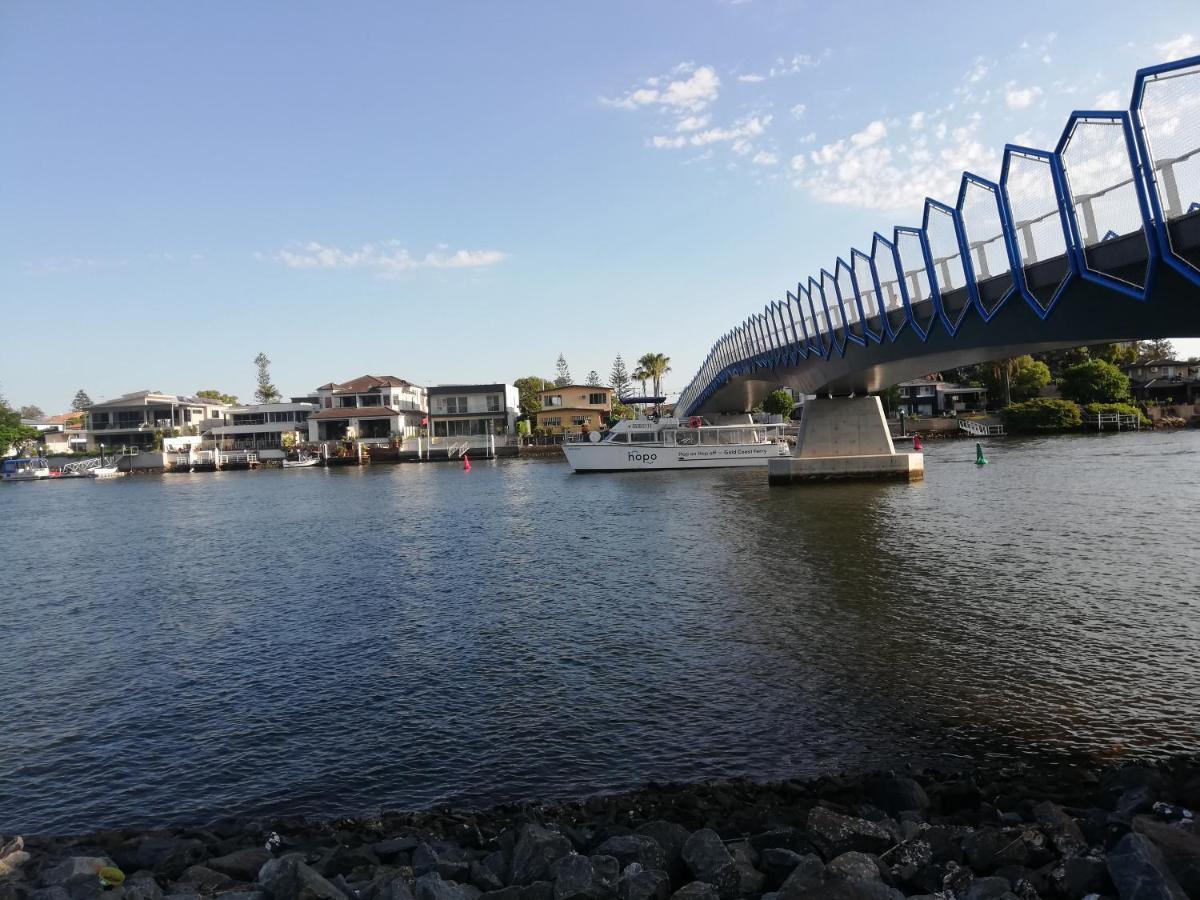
<box><xmin>1</xmin><ymin>431</ymin><xmax>1198</xmax><ymax>834</ymax></box>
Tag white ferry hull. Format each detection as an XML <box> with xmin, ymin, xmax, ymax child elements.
<box><xmin>562</xmin><ymin>442</ymin><xmax>789</xmax><ymax>472</ymax></box>
<box><xmin>0</xmin><ymin>471</ymin><xmax>50</xmax><ymax>482</ymax></box>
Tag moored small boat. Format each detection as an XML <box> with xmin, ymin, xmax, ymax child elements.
<box><xmin>0</xmin><ymin>457</ymin><xmax>50</xmax><ymax>481</ymax></box>
<box><xmin>282</xmin><ymin>453</ymin><xmax>321</xmax><ymax>468</ymax></box>
<box><xmin>561</xmin><ymin>417</ymin><xmax>790</xmax><ymax>473</ymax></box>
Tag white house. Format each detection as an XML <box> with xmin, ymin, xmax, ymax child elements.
<box><xmin>427</xmin><ymin>383</ymin><xmax>521</xmax><ymax>441</ymax></box>
<box><xmin>85</xmin><ymin>391</ymin><xmax>230</xmax><ymax>451</ymax></box>
<box><xmin>206</xmin><ymin>402</ymin><xmax>317</xmax><ymax>450</ymax></box>
<box><xmin>305</xmin><ymin>374</ymin><xmax>427</xmax><ymax>444</ymax></box>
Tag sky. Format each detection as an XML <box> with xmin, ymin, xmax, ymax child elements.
<box><xmin>3</xmin><ymin>0</ymin><xmax>1200</xmax><ymax>412</ymax></box>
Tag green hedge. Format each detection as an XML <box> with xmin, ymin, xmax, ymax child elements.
<box><xmin>1081</xmin><ymin>402</ymin><xmax>1150</xmax><ymax>425</ymax></box>
<box><xmin>1000</xmin><ymin>398</ymin><xmax>1083</xmax><ymax>432</ymax></box>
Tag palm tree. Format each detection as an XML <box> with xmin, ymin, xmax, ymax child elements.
<box><xmin>632</xmin><ymin>367</ymin><xmax>649</xmax><ymax>397</ymax></box>
<box><xmin>637</xmin><ymin>353</ymin><xmax>672</xmax><ymax>413</ymax></box>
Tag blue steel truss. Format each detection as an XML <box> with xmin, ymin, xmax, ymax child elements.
<box><xmin>675</xmin><ymin>53</ymin><xmax>1200</xmax><ymax>418</ymax></box>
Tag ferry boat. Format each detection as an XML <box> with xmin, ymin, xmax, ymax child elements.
<box><xmin>561</xmin><ymin>417</ymin><xmax>790</xmax><ymax>472</ymax></box>
<box><xmin>0</xmin><ymin>457</ymin><xmax>51</xmax><ymax>482</ymax></box>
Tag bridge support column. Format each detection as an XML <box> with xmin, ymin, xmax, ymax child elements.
<box><xmin>768</xmin><ymin>396</ymin><xmax>923</xmax><ymax>485</ymax></box>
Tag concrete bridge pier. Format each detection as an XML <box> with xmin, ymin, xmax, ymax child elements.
<box><xmin>768</xmin><ymin>396</ymin><xmax>924</xmax><ymax>485</ymax></box>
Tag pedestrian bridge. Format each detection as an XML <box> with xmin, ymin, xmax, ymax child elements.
<box><xmin>676</xmin><ymin>55</ymin><xmax>1200</xmax><ymax>417</ymax></box>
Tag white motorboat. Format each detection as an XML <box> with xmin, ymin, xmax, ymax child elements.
<box><xmin>561</xmin><ymin>417</ymin><xmax>790</xmax><ymax>472</ymax></box>
<box><xmin>282</xmin><ymin>453</ymin><xmax>321</xmax><ymax>468</ymax></box>
<box><xmin>89</xmin><ymin>466</ymin><xmax>123</xmax><ymax>478</ymax></box>
<box><xmin>0</xmin><ymin>457</ymin><xmax>50</xmax><ymax>481</ymax></box>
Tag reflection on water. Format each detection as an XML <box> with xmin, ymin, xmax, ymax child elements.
<box><xmin>1</xmin><ymin>430</ymin><xmax>1198</xmax><ymax>833</ymax></box>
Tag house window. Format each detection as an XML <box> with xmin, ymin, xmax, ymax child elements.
<box><xmin>571</xmin><ymin>416</ymin><xmax>589</xmax><ymax>426</ymax></box>
<box><xmin>360</xmin><ymin>395</ymin><xmax>381</xmax><ymax>407</ymax></box>
<box><xmin>588</xmin><ymin>393</ymin><xmax>607</xmax><ymax>405</ymax></box>
<box><xmin>444</xmin><ymin>396</ymin><xmax>468</xmax><ymax>414</ymax></box>
<box><xmin>544</xmin><ymin>395</ymin><xmax>563</xmax><ymax>407</ymax></box>
<box><xmin>542</xmin><ymin>416</ymin><xmax>562</xmax><ymax>426</ymax></box>
<box><xmin>487</xmin><ymin>395</ymin><xmax>501</xmax><ymax>412</ymax></box>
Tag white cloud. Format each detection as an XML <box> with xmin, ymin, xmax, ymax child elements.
<box><xmin>850</xmin><ymin>120</ymin><xmax>887</xmax><ymax>148</ymax></box>
<box><xmin>651</xmin><ymin>135</ymin><xmax>687</xmax><ymax>149</ymax></box>
<box><xmin>1005</xmin><ymin>83</ymin><xmax>1042</xmax><ymax>109</ymax></box>
<box><xmin>652</xmin><ymin>114</ymin><xmax>772</xmax><ymax>150</ymax></box>
<box><xmin>909</xmin><ymin>111</ymin><xmax>926</xmax><ymax>129</ymax></box>
<box><xmin>752</xmin><ymin>150</ymin><xmax>779</xmax><ymax>166</ymax></box>
<box><xmin>603</xmin><ymin>65</ymin><xmax>721</xmax><ymax>113</ymax></box>
<box><xmin>1156</xmin><ymin>34</ymin><xmax>1197</xmax><ymax>62</ymax></box>
<box><xmin>797</xmin><ymin>131</ymin><xmax>816</xmax><ymax>143</ymax></box>
<box><xmin>1094</xmin><ymin>89</ymin><xmax>1123</xmax><ymax>108</ymax></box>
<box><xmin>675</xmin><ymin>115</ymin><xmax>710</xmax><ymax>132</ymax></box>
<box><xmin>790</xmin><ymin>103</ymin><xmax>807</xmax><ymax>119</ymax></box>
<box><xmin>268</xmin><ymin>241</ymin><xmax>506</xmax><ymax>276</ymax></box>
<box><xmin>737</xmin><ymin>73</ymin><xmax>766</xmax><ymax>83</ymax></box>
<box><xmin>789</xmin><ymin>154</ymin><xmax>807</xmax><ymax>172</ymax></box>
<box><xmin>965</xmin><ymin>58</ymin><xmax>989</xmax><ymax>83</ymax></box>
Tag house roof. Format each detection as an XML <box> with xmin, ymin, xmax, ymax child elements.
<box><xmin>318</xmin><ymin>375</ymin><xmax>417</xmax><ymax>394</ymax></box>
<box><xmin>89</xmin><ymin>390</ymin><xmax>222</xmax><ymax>409</ymax></box>
<box><xmin>309</xmin><ymin>407</ymin><xmax>405</xmax><ymax>421</ymax></box>
<box><xmin>540</xmin><ymin>385</ymin><xmax>612</xmax><ymax>393</ymax></box>
<box><xmin>428</xmin><ymin>383</ymin><xmax>509</xmax><ymax>395</ymax></box>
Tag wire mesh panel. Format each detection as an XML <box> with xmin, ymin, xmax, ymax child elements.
<box><xmin>807</xmin><ymin>277</ymin><xmax>831</xmax><ymax>356</ymax></box>
<box><xmin>1134</xmin><ymin>57</ymin><xmax>1200</xmax><ymax>278</ymax></box>
<box><xmin>835</xmin><ymin>257</ymin><xmax>866</xmax><ymax>345</ymax></box>
<box><xmin>871</xmin><ymin>233</ymin><xmax>907</xmax><ymax>338</ymax></box>
<box><xmin>1002</xmin><ymin>147</ymin><xmax>1073</xmax><ymax>312</ymax></box>
<box><xmin>924</xmin><ymin>199</ymin><xmax>971</xmax><ymax>329</ymax></box>
<box><xmin>1060</xmin><ymin>114</ymin><xmax>1151</xmax><ymax>295</ymax></box>
<box><xmin>798</xmin><ymin>283</ymin><xmax>824</xmax><ymax>356</ymax></box>
<box><xmin>959</xmin><ymin>174</ymin><xmax>1014</xmax><ymax>317</ymax></box>
<box><xmin>819</xmin><ymin>269</ymin><xmax>846</xmax><ymax>353</ymax></box>
<box><xmin>851</xmin><ymin>249</ymin><xmax>883</xmax><ymax>342</ymax></box>
<box><xmin>785</xmin><ymin>291</ymin><xmax>808</xmax><ymax>358</ymax></box>
<box><xmin>895</xmin><ymin>227</ymin><xmax>936</xmax><ymax>337</ymax></box>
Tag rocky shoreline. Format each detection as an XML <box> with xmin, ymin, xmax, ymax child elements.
<box><xmin>2</xmin><ymin>756</ymin><xmax>1197</xmax><ymax>900</ymax></box>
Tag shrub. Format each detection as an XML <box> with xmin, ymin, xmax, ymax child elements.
<box><xmin>1058</xmin><ymin>359</ymin><xmax>1130</xmax><ymax>405</ymax></box>
<box><xmin>761</xmin><ymin>389</ymin><xmax>795</xmax><ymax>417</ymax></box>
<box><xmin>1001</xmin><ymin>398</ymin><xmax>1083</xmax><ymax>432</ymax></box>
<box><xmin>1081</xmin><ymin>402</ymin><xmax>1150</xmax><ymax>426</ymax></box>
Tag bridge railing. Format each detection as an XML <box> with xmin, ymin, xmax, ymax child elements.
<box><xmin>677</xmin><ymin>54</ymin><xmax>1200</xmax><ymax>417</ymax></box>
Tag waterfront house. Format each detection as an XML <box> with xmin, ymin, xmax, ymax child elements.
<box><xmin>535</xmin><ymin>385</ymin><xmax>613</xmax><ymax>435</ymax></box>
<box><xmin>206</xmin><ymin>401</ymin><xmax>317</xmax><ymax>450</ymax></box>
<box><xmin>427</xmin><ymin>384</ymin><xmax>520</xmax><ymax>440</ymax></box>
<box><xmin>895</xmin><ymin>379</ymin><xmax>986</xmax><ymax>416</ymax></box>
<box><xmin>305</xmin><ymin>375</ymin><xmax>427</xmax><ymax>443</ymax></box>
<box><xmin>1124</xmin><ymin>359</ymin><xmax>1200</xmax><ymax>404</ymax></box>
<box><xmin>85</xmin><ymin>391</ymin><xmax>230</xmax><ymax>451</ymax></box>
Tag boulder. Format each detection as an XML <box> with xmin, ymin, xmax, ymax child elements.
<box><xmin>775</xmin><ymin>881</ymin><xmax>901</xmax><ymax>900</ymax></box>
<box><xmin>961</xmin><ymin>828</ymin><xmax>1029</xmax><ymax>872</ymax></box>
<box><xmin>735</xmin><ymin>862</ymin><xmax>766</xmax><ymax>897</ymax></box>
<box><xmin>471</xmin><ymin>860</ymin><xmax>505</xmax><ymax>894</ymax></box>
<box><xmin>366</xmin><ymin>873</ymin><xmax>416</xmax><ymax>900</ymax></box>
<box><xmin>0</xmin><ymin>851</ymin><xmax>30</xmax><ymax>879</ymax></box>
<box><xmin>775</xmin><ymin>856</ymin><xmax>825</xmax><ymax>900</ymax></box>
<box><xmin>748</xmin><ymin>831</ymin><xmax>811</xmax><ymax>856</ymax></box>
<box><xmin>43</xmin><ymin>858</ymin><xmax>114</xmax><ymax>887</ymax></box>
<box><xmin>1063</xmin><ymin>855</ymin><xmax>1110</xmax><ymax>899</ymax></box>
<box><xmin>668</xmin><ymin>884</ymin><xmax>718</xmax><ymax>900</ymax></box>
<box><xmin>133</xmin><ymin>839</ymin><xmax>207</xmax><ymax>880</ymax></box>
<box><xmin>805</xmin><ymin>809</ymin><xmax>892</xmax><ymax>859</ymax></box>
<box><xmin>179</xmin><ymin>865</ymin><xmax>239</xmax><ymax>893</ymax></box>
<box><xmin>634</xmin><ymin>824</ymin><xmax>689</xmax><ymax>875</ymax></box>
<box><xmin>521</xmin><ymin>882</ymin><xmax>555</xmax><ymax>900</ymax></box>
<box><xmin>759</xmin><ymin>849</ymin><xmax>806</xmax><ymax>888</ymax></box>
<box><xmin>437</xmin><ymin>850</ymin><xmax>475</xmax><ymax>885</ymax></box>
<box><xmin>1107</xmin><ymin>833</ymin><xmax>1188</xmax><ymax>900</ymax></box>
<box><xmin>680</xmin><ymin>831</ymin><xmax>738</xmax><ymax>900</ymax></box>
<box><xmin>1132</xmin><ymin>815</ymin><xmax>1200</xmax><ymax>896</ymax></box>
<box><xmin>593</xmin><ymin>838</ymin><xmax>666</xmax><ymax>874</ymax></box>
<box><xmin>415</xmin><ymin>874</ymin><xmax>467</xmax><ymax>900</ymax></box>
<box><xmin>122</xmin><ymin>872</ymin><xmax>165</xmax><ymax>900</ymax></box>
<box><xmin>511</xmin><ymin>828</ymin><xmax>574</xmax><ymax>886</ymax></box>
<box><xmin>962</xmin><ymin>876</ymin><xmax>1012</xmax><ymax>900</ymax></box>
<box><xmin>825</xmin><ymin>853</ymin><xmax>880</xmax><ymax>883</ymax></box>
<box><xmin>865</xmin><ymin>778</ymin><xmax>930</xmax><ymax>817</ymax></box>
<box><xmin>617</xmin><ymin>867</ymin><xmax>670</xmax><ymax>900</ymax></box>
<box><xmin>207</xmin><ymin>849</ymin><xmax>271</xmax><ymax>883</ymax></box>
<box><xmin>1031</xmin><ymin>803</ymin><xmax>1086</xmax><ymax>860</ymax></box>
<box><xmin>551</xmin><ymin>855</ymin><xmax>616</xmax><ymax>900</ymax></box>
<box><xmin>375</xmin><ymin>839</ymin><xmax>421</xmax><ymax>862</ymax></box>
<box><xmin>481</xmin><ymin>890</ymin><xmax>522</xmax><ymax>900</ymax></box>
<box><xmin>257</xmin><ymin>855</ymin><xmax>348</xmax><ymax>900</ymax></box>
<box><xmin>414</xmin><ymin>845</ymin><xmax>440</xmax><ymax>877</ymax></box>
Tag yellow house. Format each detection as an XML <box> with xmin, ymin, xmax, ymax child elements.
<box><xmin>536</xmin><ymin>385</ymin><xmax>612</xmax><ymax>435</ymax></box>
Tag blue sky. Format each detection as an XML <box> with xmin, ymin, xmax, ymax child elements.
<box><xmin>3</xmin><ymin>0</ymin><xmax>1199</xmax><ymax>411</ymax></box>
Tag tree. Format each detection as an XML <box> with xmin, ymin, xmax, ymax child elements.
<box><xmin>0</xmin><ymin>401</ymin><xmax>38</xmax><ymax>455</ymax></box>
<box><xmin>1001</xmin><ymin>398</ymin><xmax>1083</xmax><ymax>432</ymax></box>
<box><xmin>761</xmin><ymin>389</ymin><xmax>795</xmax><ymax>418</ymax></box>
<box><xmin>1058</xmin><ymin>358</ymin><xmax>1131</xmax><ymax>405</ymax></box>
<box><xmin>585</xmin><ymin>370</ymin><xmax>602</xmax><ymax>386</ymax></box>
<box><xmin>19</xmin><ymin>405</ymin><xmax>44</xmax><ymax>420</ymax></box>
<box><xmin>1088</xmin><ymin>342</ymin><xmax>1138</xmax><ymax>368</ymax></box>
<box><xmin>1137</xmin><ymin>338</ymin><xmax>1176</xmax><ymax>362</ymax></box>
<box><xmin>253</xmin><ymin>352</ymin><xmax>281</xmax><ymax>404</ymax></box>
<box><xmin>513</xmin><ymin>376</ymin><xmax>551</xmax><ymax>418</ymax></box>
<box><xmin>196</xmin><ymin>389</ymin><xmax>238</xmax><ymax>405</ymax></box>
<box><xmin>554</xmin><ymin>354</ymin><xmax>572</xmax><ymax>387</ymax></box>
<box><xmin>982</xmin><ymin>356</ymin><xmax>1049</xmax><ymax>406</ymax></box>
<box><xmin>636</xmin><ymin>353</ymin><xmax>672</xmax><ymax>406</ymax></box>
<box><xmin>631</xmin><ymin>367</ymin><xmax>649</xmax><ymax>396</ymax></box>
<box><xmin>71</xmin><ymin>389</ymin><xmax>93</xmax><ymax>411</ymax></box>
<box><xmin>609</xmin><ymin>354</ymin><xmax>633</xmax><ymax>400</ymax></box>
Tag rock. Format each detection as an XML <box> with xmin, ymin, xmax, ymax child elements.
<box><xmin>775</xmin><ymin>882</ymin><xmax>901</xmax><ymax>900</ymax></box>
<box><xmin>775</xmin><ymin>855</ymin><xmax>825</xmax><ymax>900</ymax></box>
<box><xmin>375</xmin><ymin>839</ymin><xmax>421</xmax><ymax>861</ymax></box>
<box><xmin>471</xmin><ymin>860</ymin><xmax>505</xmax><ymax>893</ymax></box>
<box><xmin>680</xmin><ymin>830</ymin><xmax>738</xmax><ymax>900</ymax></box>
<box><xmin>617</xmin><ymin>867</ymin><xmax>669</xmax><ymax>900</ymax></box>
<box><xmin>521</xmin><ymin>883</ymin><xmax>555</xmax><ymax>900</ymax></box>
<box><xmin>667</xmin><ymin>884</ymin><xmax>718</xmax><ymax>900</ymax></box>
<box><xmin>122</xmin><ymin>872</ymin><xmax>165</xmax><ymax>900</ymax></box>
<box><xmin>366</xmin><ymin>873</ymin><xmax>416</xmax><ymax>900</ymax></box>
<box><xmin>323</xmin><ymin>845</ymin><xmax>381</xmax><ymax>879</ymax></box>
<box><xmin>749</xmin><ymin>831</ymin><xmax>811</xmax><ymax>856</ymax></box>
<box><xmin>889</xmin><ymin>839</ymin><xmax>932</xmax><ymax>872</ymax></box>
<box><xmin>1113</xmin><ymin>787</ymin><xmax>1157</xmax><ymax>824</ymax></box>
<box><xmin>31</xmin><ymin>890</ymin><xmax>70</xmax><ymax>900</ymax></box>
<box><xmin>414</xmin><ymin>845</ymin><xmax>440</xmax><ymax>877</ymax></box>
<box><xmin>735</xmin><ymin>862</ymin><xmax>766</xmax><ymax>897</ymax></box>
<box><xmin>963</xmin><ymin>876</ymin><xmax>1012</xmax><ymax>900</ymax></box>
<box><xmin>415</xmin><ymin>874</ymin><xmax>467</xmax><ymax>900</ymax></box>
<box><xmin>635</xmin><ymin>824</ymin><xmax>689</xmax><ymax>873</ymax></box>
<box><xmin>1106</xmin><ymin>833</ymin><xmax>1188</xmax><ymax>900</ymax></box>
<box><xmin>866</xmin><ymin>778</ymin><xmax>930</xmax><ymax>817</ymax></box>
<box><xmin>1131</xmin><ymin>817</ymin><xmax>1200</xmax><ymax>896</ymax></box>
<box><xmin>257</xmin><ymin>855</ymin><xmax>348</xmax><ymax>900</ymax></box>
<box><xmin>805</xmin><ymin>809</ymin><xmax>892</xmax><ymax>859</ymax></box>
<box><xmin>179</xmin><ymin>865</ymin><xmax>238</xmax><ymax>893</ymax></box>
<box><xmin>551</xmin><ymin>855</ymin><xmax>616</xmax><ymax>900</ymax></box>
<box><xmin>759</xmin><ymin>849</ymin><xmax>807</xmax><ymax>888</ymax></box>
<box><xmin>133</xmin><ymin>838</ymin><xmax>207</xmax><ymax>881</ymax></box>
<box><xmin>44</xmin><ymin>858</ymin><xmax>114</xmax><ymax>887</ymax></box>
<box><xmin>1031</xmin><ymin>803</ymin><xmax>1086</xmax><ymax>860</ymax></box>
<box><xmin>1063</xmin><ymin>856</ymin><xmax>1110</xmax><ymax>898</ymax></box>
<box><xmin>511</xmin><ymin>828</ymin><xmax>574</xmax><ymax>886</ymax></box>
<box><xmin>594</xmin><ymin>838</ymin><xmax>666</xmax><ymax>875</ymax></box>
<box><xmin>961</xmin><ymin>828</ymin><xmax>1029</xmax><ymax>872</ymax></box>
<box><xmin>437</xmin><ymin>849</ymin><xmax>474</xmax><ymax>885</ymax></box>
<box><xmin>206</xmin><ymin>849</ymin><xmax>271</xmax><ymax>883</ymax></box>
<box><xmin>0</xmin><ymin>852</ymin><xmax>30</xmax><ymax>879</ymax></box>
<box><xmin>825</xmin><ymin>853</ymin><xmax>880</xmax><ymax>883</ymax></box>
<box><xmin>481</xmin><ymin>890</ymin><xmax>521</xmax><ymax>900</ymax></box>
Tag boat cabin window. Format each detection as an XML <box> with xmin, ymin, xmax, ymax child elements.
<box><xmin>605</xmin><ymin>432</ymin><xmax>629</xmax><ymax>443</ymax></box>
<box><xmin>630</xmin><ymin>432</ymin><xmax>658</xmax><ymax>443</ymax></box>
